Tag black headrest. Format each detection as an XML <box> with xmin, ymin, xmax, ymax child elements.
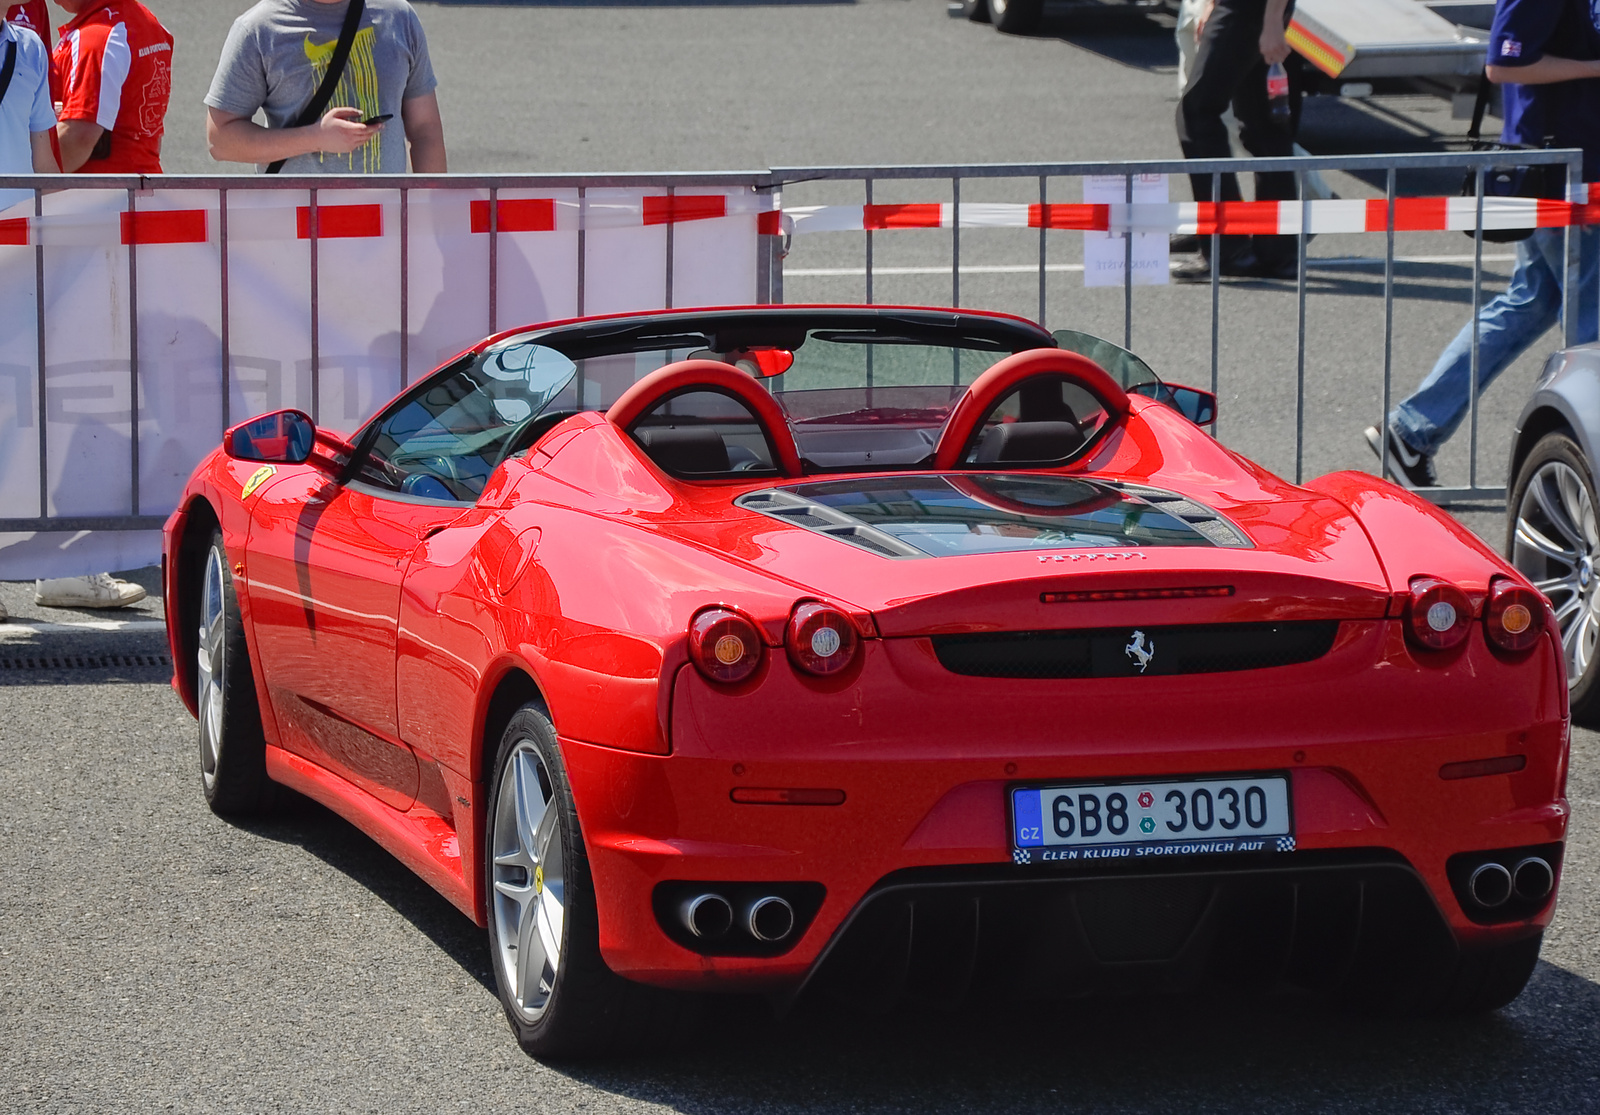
<box><xmin>634</xmin><ymin>426</ymin><xmax>731</xmax><ymax>475</ymax></box>
<box><xmin>972</xmin><ymin>421</ymin><xmax>1085</xmax><ymax>465</ymax></box>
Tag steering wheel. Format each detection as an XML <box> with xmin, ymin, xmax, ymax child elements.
<box><xmin>932</xmin><ymin>349</ymin><xmax>1129</xmax><ymax>471</ymax></box>
<box><xmin>491</xmin><ymin>409</ymin><xmax>582</xmax><ymax>471</ymax></box>
<box><xmin>606</xmin><ymin>359</ymin><xmax>804</xmax><ymax>478</ymax></box>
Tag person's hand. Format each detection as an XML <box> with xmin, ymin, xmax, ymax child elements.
<box><xmin>1260</xmin><ymin>23</ymin><xmax>1291</xmax><ymax>65</ymax></box>
<box><xmin>314</xmin><ymin>107</ymin><xmax>379</xmax><ymax>155</ymax></box>
<box><xmin>1194</xmin><ymin>0</ymin><xmax>1216</xmax><ymax>40</ymax></box>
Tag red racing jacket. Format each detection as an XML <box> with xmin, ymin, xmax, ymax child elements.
<box><xmin>50</xmin><ymin>0</ymin><xmax>171</xmax><ymax>173</ymax></box>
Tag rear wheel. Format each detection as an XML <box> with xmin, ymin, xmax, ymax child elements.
<box><xmin>962</xmin><ymin>0</ymin><xmax>991</xmax><ymax>23</ymax></box>
<box><xmin>989</xmin><ymin>0</ymin><xmax>1044</xmax><ymax>34</ymax></box>
<box><xmin>486</xmin><ymin>705</ymin><xmax>696</xmax><ymax>1058</ymax></box>
<box><xmin>1508</xmin><ymin>432</ymin><xmax>1600</xmax><ymax>723</ymax></box>
<box><xmin>197</xmin><ymin>529</ymin><xmax>274</xmax><ymax>816</ymax></box>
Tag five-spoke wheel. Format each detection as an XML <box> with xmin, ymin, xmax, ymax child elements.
<box><xmin>1510</xmin><ymin>433</ymin><xmax>1600</xmax><ymax>722</ymax></box>
<box><xmin>193</xmin><ymin>528</ymin><xmax>273</xmax><ymax>815</ymax></box>
<box><xmin>491</xmin><ymin>740</ymin><xmax>566</xmax><ymax>1022</ymax></box>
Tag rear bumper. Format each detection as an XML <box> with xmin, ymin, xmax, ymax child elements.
<box><xmin>560</xmin><ymin>619</ymin><xmax>1568</xmax><ymax>993</ymax></box>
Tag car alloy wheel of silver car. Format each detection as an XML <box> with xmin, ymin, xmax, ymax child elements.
<box><xmin>1512</xmin><ymin>457</ymin><xmax>1600</xmax><ymax>683</ymax></box>
<box><xmin>197</xmin><ymin>544</ymin><xmax>227</xmax><ymax>791</ymax></box>
<box><xmin>491</xmin><ymin>740</ymin><xmax>566</xmax><ymax>1022</ymax></box>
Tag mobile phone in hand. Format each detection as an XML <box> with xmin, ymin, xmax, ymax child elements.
<box><xmin>361</xmin><ymin>114</ymin><xmax>393</xmax><ymax>126</ymax></box>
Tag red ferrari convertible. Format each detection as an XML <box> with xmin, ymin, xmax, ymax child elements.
<box><xmin>164</xmin><ymin>306</ymin><xmax>1568</xmax><ymax>1056</ymax></box>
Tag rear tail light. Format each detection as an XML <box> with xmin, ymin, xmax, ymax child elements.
<box><xmin>786</xmin><ymin>602</ymin><xmax>860</xmax><ymax>676</ymax></box>
<box><xmin>1406</xmin><ymin>577</ymin><xmax>1473</xmax><ymax>650</ymax></box>
<box><xmin>1485</xmin><ymin>577</ymin><xmax>1544</xmax><ymax>653</ymax></box>
<box><xmin>689</xmin><ymin>607</ymin><xmax>763</xmax><ymax>684</ymax></box>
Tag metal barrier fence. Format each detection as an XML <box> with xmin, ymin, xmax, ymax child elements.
<box><xmin>0</xmin><ymin>172</ymin><xmax>775</xmax><ymax>548</ymax></box>
<box><xmin>0</xmin><ymin>152</ymin><xmax>1587</xmax><ymax>562</ymax></box>
<box><xmin>767</xmin><ymin>149</ymin><xmax>1589</xmax><ymax>506</ymax></box>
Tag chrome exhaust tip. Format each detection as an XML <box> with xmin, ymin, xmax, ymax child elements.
<box><xmin>743</xmin><ymin>895</ymin><xmax>796</xmax><ymax>942</ymax></box>
<box><xmin>680</xmin><ymin>893</ymin><xmax>733</xmax><ymax>939</ymax></box>
<box><xmin>1468</xmin><ymin>862</ymin><xmax>1514</xmax><ymax>908</ymax></box>
<box><xmin>1512</xmin><ymin>856</ymin><xmax>1554</xmax><ymax>902</ymax></box>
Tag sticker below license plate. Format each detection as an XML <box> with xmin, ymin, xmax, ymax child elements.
<box><xmin>1010</xmin><ymin>775</ymin><xmax>1293</xmax><ymax>865</ymax></box>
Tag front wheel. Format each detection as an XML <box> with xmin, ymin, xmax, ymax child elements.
<box><xmin>197</xmin><ymin>529</ymin><xmax>274</xmax><ymax>816</ymax></box>
<box><xmin>485</xmin><ymin>705</ymin><xmax>696</xmax><ymax>1058</ymax></box>
<box><xmin>989</xmin><ymin>0</ymin><xmax>1044</xmax><ymax>34</ymax></box>
<box><xmin>1508</xmin><ymin>432</ymin><xmax>1600</xmax><ymax>723</ymax></box>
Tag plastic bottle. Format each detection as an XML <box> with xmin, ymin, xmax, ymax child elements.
<box><xmin>1267</xmin><ymin>62</ymin><xmax>1291</xmax><ymax>128</ymax></box>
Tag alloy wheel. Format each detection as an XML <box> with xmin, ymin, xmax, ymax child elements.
<box><xmin>491</xmin><ymin>741</ymin><xmax>566</xmax><ymax>1022</ymax></box>
<box><xmin>197</xmin><ymin>546</ymin><xmax>227</xmax><ymax>788</ymax></box>
<box><xmin>1512</xmin><ymin>459</ymin><xmax>1600</xmax><ymax>684</ymax></box>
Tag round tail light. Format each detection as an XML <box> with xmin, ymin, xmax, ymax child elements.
<box><xmin>1485</xmin><ymin>576</ymin><xmax>1545</xmax><ymax>653</ymax></box>
<box><xmin>1406</xmin><ymin>577</ymin><xmax>1473</xmax><ymax>650</ymax></box>
<box><xmin>689</xmin><ymin>607</ymin><xmax>763</xmax><ymax>684</ymax></box>
<box><xmin>786</xmin><ymin>602</ymin><xmax>860</xmax><ymax>676</ymax></box>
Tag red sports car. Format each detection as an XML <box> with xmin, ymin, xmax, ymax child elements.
<box><xmin>164</xmin><ymin>306</ymin><xmax>1568</xmax><ymax>1057</ymax></box>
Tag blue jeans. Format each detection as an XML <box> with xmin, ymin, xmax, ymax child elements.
<box><xmin>1392</xmin><ymin>226</ymin><xmax>1600</xmax><ymax>457</ymax></box>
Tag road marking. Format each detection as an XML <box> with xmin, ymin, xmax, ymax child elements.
<box><xmin>0</xmin><ymin>619</ymin><xmax>167</xmax><ymax>634</ymax></box>
<box><xmin>784</xmin><ymin>253</ymin><xmax>1518</xmax><ymax>277</ymax></box>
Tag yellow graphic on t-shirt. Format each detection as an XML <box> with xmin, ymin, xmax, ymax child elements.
<box><xmin>303</xmin><ymin>26</ymin><xmax>381</xmax><ymax>172</ymax></box>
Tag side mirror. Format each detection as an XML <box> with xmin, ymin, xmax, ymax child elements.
<box><xmin>225</xmin><ymin>410</ymin><xmax>315</xmax><ymax>463</ymax></box>
<box><xmin>1129</xmin><ymin>382</ymin><xmax>1217</xmax><ymax>427</ymax></box>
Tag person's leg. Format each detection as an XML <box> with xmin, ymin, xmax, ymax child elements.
<box><xmin>1177</xmin><ymin>0</ymin><xmax>1263</xmax><ymax>259</ymax></box>
<box><xmin>1391</xmin><ymin>229</ymin><xmax>1566</xmax><ymax>456</ymax></box>
<box><xmin>1175</xmin><ymin>0</ymin><xmax>1203</xmax><ymax>93</ymax></box>
<box><xmin>1231</xmin><ymin>11</ymin><xmax>1297</xmax><ymax>269</ymax></box>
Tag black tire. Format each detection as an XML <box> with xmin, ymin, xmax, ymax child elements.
<box><xmin>196</xmin><ymin>528</ymin><xmax>275</xmax><ymax>816</ymax></box>
<box><xmin>962</xmin><ymin>0</ymin><xmax>991</xmax><ymax>24</ymax></box>
<box><xmin>485</xmin><ymin>704</ymin><xmax>697</xmax><ymax>1059</ymax></box>
<box><xmin>989</xmin><ymin>0</ymin><xmax>1043</xmax><ymax>34</ymax></box>
<box><xmin>1507</xmin><ymin>431</ymin><xmax>1600</xmax><ymax>724</ymax></box>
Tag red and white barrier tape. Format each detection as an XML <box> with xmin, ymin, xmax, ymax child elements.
<box><xmin>3</xmin><ymin>186</ymin><xmax>1597</xmax><ymax>248</ymax></box>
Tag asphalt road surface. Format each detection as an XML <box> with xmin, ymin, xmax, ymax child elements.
<box><xmin>0</xmin><ymin>669</ymin><xmax>1596</xmax><ymax>1113</ymax></box>
<box><xmin>4</xmin><ymin>3</ymin><xmax>1595</xmax><ymax>1111</ymax></box>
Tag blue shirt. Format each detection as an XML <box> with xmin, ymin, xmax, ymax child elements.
<box><xmin>0</xmin><ymin>20</ymin><xmax>55</xmax><ymax>214</ymax></box>
<box><xmin>1490</xmin><ymin>0</ymin><xmax>1600</xmax><ymax>181</ymax></box>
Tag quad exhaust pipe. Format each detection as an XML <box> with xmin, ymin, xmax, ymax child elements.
<box><xmin>1466</xmin><ymin>856</ymin><xmax>1554</xmax><ymax>908</ymax></box>
<box><xmin>1512</xmin><ymin>856</ymin><xmax>1554</xmax><ymax>902</ymax></box>
<box><xmin>678</xmin><ymin>891</ymin><xmax>796</xmax><ymax>943</ymax></box>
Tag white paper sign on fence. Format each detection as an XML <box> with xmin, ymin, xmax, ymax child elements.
<box><xmin>1083</xmin><ymin>174</ymin><xmax>1170</xmax><ymax>287</ymax></box>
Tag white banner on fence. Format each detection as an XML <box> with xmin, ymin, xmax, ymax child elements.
<box><xmin>1083</xmin><ymin>174</ymin><xmax>1170</xmax><ymax>287</ymax></box>
<box><xmin>0</xmin><ymin>185</ymin><xmax>764</xmax><ymax>579</ymax></box>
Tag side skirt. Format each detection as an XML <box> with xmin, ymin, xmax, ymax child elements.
<box><xmin>266</xmin><ymin>745</ymin><xmax>478</xmax><ymax>923</ymax></box>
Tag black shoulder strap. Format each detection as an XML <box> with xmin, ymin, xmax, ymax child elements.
<box><xmin>0</xmin><ymin>36</ymin><xmax>20</xmax><ymax>109</ymax></box>
<box><xmin>1467</xmin><ymin>68</ymin><xmax>1491</xmax><ymax>145</ymax></box>
<box><xmin>266</xmin><ymin>0</ymin><xmax>366</xmax><ymax>175</ymax></box>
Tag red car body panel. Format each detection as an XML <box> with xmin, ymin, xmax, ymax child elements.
<box><xmin>163</xmin><ymin>306</ymin><xmax>1570</xmax><ymax>994</ymax></box>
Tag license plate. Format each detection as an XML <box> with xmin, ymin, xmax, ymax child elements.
<box><xmin>1010</xmin><ymin>775</ymin><xmax>1293</xmax><ymax>865</ymax></box>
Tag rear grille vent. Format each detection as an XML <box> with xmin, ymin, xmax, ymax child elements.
<box><xmin>932</xmin><ymin>621</ymin><xmax>1339</xmax><ymax>679</ymax></box>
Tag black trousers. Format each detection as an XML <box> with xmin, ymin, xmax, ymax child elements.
<box><xmin>1176</xmin><ymin>0</ymin><xmax>1299</xmax><ymax>265</ymax></box>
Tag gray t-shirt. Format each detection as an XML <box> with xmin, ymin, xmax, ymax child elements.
<box><xmin>205</xmin><ymin>0</ymin><xmax>437</xmax><ymax>174</ymax></box>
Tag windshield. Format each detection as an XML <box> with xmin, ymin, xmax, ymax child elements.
<box><xmin>358</xmin><ymin>314</ymin><xmax>1134</xmax><ymax>499</ymax></box>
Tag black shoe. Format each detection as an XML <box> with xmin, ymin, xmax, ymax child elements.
<box><xmin>1172</xmin><ymin>250</ymin><xmax>1259</xmax><ymax>283</ymax></box>
<box><xmin>1170</xmin><ymin>233</ymin><xmax>1201</xmax><ymax>254</ymax></box>
<box><xmin>1364</xmin><ymin>424</ymin><xmax>1438</xmax><ymax>488</ymax></box>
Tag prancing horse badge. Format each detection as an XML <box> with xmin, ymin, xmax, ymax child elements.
<box><xmin>1125</xmin><ymin>630</ymin><xmax>1155</xmax><ymax>673</ymax></box>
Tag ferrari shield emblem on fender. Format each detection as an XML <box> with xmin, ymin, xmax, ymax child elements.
<box><xmin>1125</xmin><ymin>630</ymin><xmax>1155</xmax><ymax>673</ymax></box>
<box><xmin>241</xmin><ymin>465</ymin><xmax>276</xmax><ymax>500</ymax></box>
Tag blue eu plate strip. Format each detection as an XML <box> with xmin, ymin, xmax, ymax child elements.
<box><xmin>1013</xmin><ymin>788</ymin><xmax>1043</xmax><ymax>846</ymax></box>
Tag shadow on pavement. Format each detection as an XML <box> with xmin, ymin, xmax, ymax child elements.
<box><xmin>1033</xmin><ymin>4</ymin><xmax>1179</xmax><ymax>73</ymax></box>
<box><xmin>233</xmin><ymin>791</ymin><xmax>498</xmax><ymax>997</ymax></box>
<box><xmin>562</xmin><ymin>961</ymin><xmax>1600</xmax><ymax>1111</ymax></box>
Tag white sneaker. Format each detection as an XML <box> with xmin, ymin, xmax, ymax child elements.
<box><xmin>34</xmin><ymin>573</ymin><xmax>148</xmax><ymax>609</ymax></box>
